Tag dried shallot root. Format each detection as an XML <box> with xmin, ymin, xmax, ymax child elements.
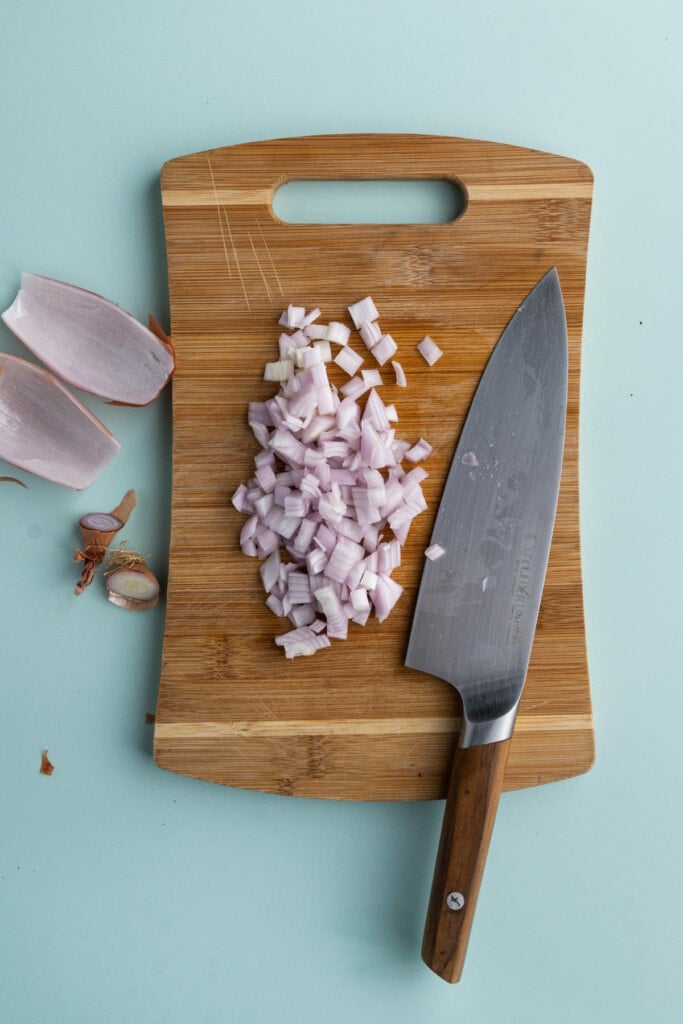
<box><xmin>232</xmin><ymin>298</ymin><xmax>440</xmax><ymax>659</ymax></box>
<box><xmin>0</xmin><ymin>353</ymin><xmax>121</xmax><ymax>489</ymax></box>
<box><xmin>74</xmin><ymin>489</ymin><xmax>137</xmax><ymax>595</ymax></box>
<box><xmin>2</xmin><ymin>272</ymin><xmax>175</xmax><ymax>406</ymax></box>
<box><xmin>105</xmin><ymin>548</ymin><xmax>160</xmax><ymax>611</ymax></box>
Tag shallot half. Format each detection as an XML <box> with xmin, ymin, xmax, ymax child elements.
<box><xmin>105</xmin><ymin>549</ymin><xmax>160</xmax><ymax>611</ymax></box>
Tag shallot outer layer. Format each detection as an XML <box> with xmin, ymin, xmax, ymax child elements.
<box><xmin>0</xmin><ymin>352</ymin><xmax>120</xmax><ymax>489</ymax></box>
<box><xmin>2</xmin><ymin>272</ymin><xmax>175</xmax><ymax>406</ymax></box>
<box><xmin>232</xmin><ymin>300</ymin><xmax>436</xmax><ymax>659</ymax></box>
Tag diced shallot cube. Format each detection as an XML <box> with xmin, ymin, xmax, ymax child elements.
<box><xmin>361</xmin><ymin>368</ymin><xmax>383</xmax><ymax>389</ymax></box>
<box><xmin>306</xmin><ymin>546</ymin><xmax>327</xmax><ymax>575</ymax></box>
<box><xmin>350</xmin><ymin>588</ymin><xmax>371</xmax><ymax>613</ymax></box>
<box><xmin>274</xmin><ymin>625</ymin><xmax>331</xmax><ymax>658</ymax></box>
<box><xmin>326</xmin><ymin>322</ymin><xmax>351</xmax><ymax>345</ymax></box>
<box><xmin>325</xmin><ymin>537</ymin><xmax>365</xmax><ymax>584</ymax></box>
<box><xmin>289</xmin><ymin>605</ymin><xmax>316</xmax><ymax>627</ymax></box>
<box><xmin>313</xmin><ymin>585</ymin><xmax>348</xmax><ymax>640</ymax></box>
<box><xmin>359</xmin><ymin>321</ymin><xmax>382</xmax><ymax>351</ymax></box>
<box><xmin>313</xmin><ymin>340</ymin><xmax>332</xmax><ymax>363</ymax></box>
<box><xmin>391</xmin><ymin>360</ymin><xmax>407</xmax><ymax>387</ymax></box>
<box><xmin>294</xmin><ymin>346</ymin><xmax>322</xmax><ymax>368</ymax></box>
<box><xmin>289</xmin><ymin>329</ymin><xmax>310</xmax><ymax>349</ymax></box>
<box><xmin>231</xmin><ymin>483</ymin><xmax>252</xmax><ymax>513</ymax></box>
<box><xmin>287</xmin><ymin>571</ymin><xmax>312</xmax><ymax>605</ymax></box>
<box><xmin>405</xmin><ymin>438</ymin><xmax>434</xmax><ymax>463</ymax></box>
<box><xmin>425</xmin><ymin>543</ymin><xmax>446</xmax><ymax>561</ymax></box>
<box><xmin>334</xmin><ymin>345</ymin><xmax>364</xmax><ymax>377</ymax></box>
<box><xmin>304</xmin><ymin>323</ymin><xmax>328</xmax><ymax>340</ymax></box>
<box><xmin>362</xmin><ymin>389</ymin><xmax>390</xmax><ymax>431</ymax></box>
<box><xmin>266</xmin><ymin>593</ymin><xmax>285</xmax><ymax>617</ymax></box>
<box><xmin>348</xmin><ymin>296</ymin><xmax>379</xmax><ymax>328</ymax></box>
<box><xmin>340</xmin><ymin>375</ymin><xmax>366</xmax><ymax>400</ymax></box>
<box><xmin>264</xmin><ymin>359</ymin><xmax>294</xmax><ymax>382</ymax></box>
<box><xmin>360</xmin><ymin>569</ymin><xmax>378</xmax><ymax>590</ymax></box>
<box><xmin>291</xmin><ymin>517</ymin><xmax>317</xmax><ymax>557</ymax></box>
<box><xmin>278</xmin><ymin>305</ymin><xmax>306</xmax><ymax>328</ymax></box>
<box><xmin>371</xmin><ymin>334</ymin><xmax>397</xmax><ymax>366</ymax></box>
<box><xmin>377</xmin><ymin>539</ymin><xmax>401</xmax><ymax>573</ymax></box>
<box><xmin>299</xmin><ymin>308</ymin><xmax>322</xmax><ymax>328</ymax></box>
<box><xmin>256</xmin><ymin>531</ymin><xmax>277</xmax><ymax>556</ymax></box>
<box><xmin>260</xmin><ymin>550</ymin><xmax>281</xmax><ymax>592</ymax></box>
<box><xmin>417</xmin><ymin>335</ymin><xmax>443</xmax><ymax>366</ymax></box>
<box><xmin>371</xmin><ymin>574</ymin><xmax>404</xmax><ymax>623</ymax></box>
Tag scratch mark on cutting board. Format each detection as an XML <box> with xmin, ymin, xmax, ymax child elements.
<box><xmin>237</xmin><ymin>676</ymin><xmax>294</xmax><ymax>759</ymax></box>
<box><xmin>254</xmin><ymin>217</ymin><xmax>284</xmax><ymax>297</ymax></box>
<box><xmin>247</xmin><ymin>231</ymin><xmax>274</xmax><ymax>301</ymax></box>
<box><xmin>174</xmin><ymin>669</ymin><xmax>283</xmax><ymax>761</ymax></box>
<box><xmin>175</xmin><ymin>669</ymin><xmax>228</xmax><ymax>721</ymax></box>
<box><xmin>206</xmin><ymin>155</ymin><xmax>232</xmax><ymax>279</ymax></box>
<box><xmin>222</xmin><ymin>208</ymin><xmax>251</xmax><ymax>312</ymax></box>
<box><xmin>173</xmin><ymin>667</ymin><xmax>292</xmax><ymax>761</ymax></box>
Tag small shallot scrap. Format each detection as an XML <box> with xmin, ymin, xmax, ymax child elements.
<box><xmin>391</xmin><ymin>360</ymin><xmax>407</xmax><ymax>387</ymax></box>
<box><xmin>40</xmin><ymin>749</ymin><xmax>54</xmax><ymax>776</ymax></box>
<box><xmin>462</xmin><ymin>451</ymin><xmax>479</xmax><ymax>467</ymax></box>
<box><xmin>416</xmin><ymin>335</ymin><xmax>443</xmax><ymax>366</ymax></box>
<box><xmin>0</xmin><ymin>476</ymin><xmax>28</xmax><ymax>488</ymax></box>
<box><xmin>105</xmin><ymin>548</ymin><xmax>160</xmax><ymax>611</ymax></box>
<box><xmin>425</xmin><ymin>543</ymin><xmax>445</xmax><ymax>561</ymax></box>
<box><xmin>74</xmin><ymin>489</ymin><xmax>137</xmax><ymax>594</ymax></box>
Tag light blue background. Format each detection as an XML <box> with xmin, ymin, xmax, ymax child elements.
<box><xmin>1</xmin><ymin>2</ymin><xmax>682</xmax><ymax>1021</ymax></box>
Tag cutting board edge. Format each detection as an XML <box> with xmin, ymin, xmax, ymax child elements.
<box><xmin>151</xmin><ymin>737</ymin><xmax>596</xmax><ymax>801</ymax></box>
<box><xmin>159</xmin><ymin>131</ymin><xmax>594</xmax><ymax>205</ymax></box>
<box><xmin>152</xmin><ymin>710</ymin><xmax>596</xmax><ymax>801</ymax></box>
<box><xmin>156</xmin><ymin>131</ymin><xmax>595</xmax><ymax>801</ymax></box>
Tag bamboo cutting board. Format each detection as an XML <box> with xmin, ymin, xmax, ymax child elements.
<box><xmin>154</xmin><ymin>133</ymin><xmax>594</xmax><ymax>800</ymax></box>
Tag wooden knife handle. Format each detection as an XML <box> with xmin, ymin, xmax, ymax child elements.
<box><xmin>422</xmin><ymin>737</ymin><xmax>512</xmax><ymax>983</ymax></box>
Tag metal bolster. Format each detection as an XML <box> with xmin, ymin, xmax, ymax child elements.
<box><xmin>459</xmin><ymin>700</ymin><xmax>521</xmax><ymax>748</ymax></box>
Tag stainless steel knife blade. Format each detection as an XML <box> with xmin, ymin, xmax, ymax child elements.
<box><xmin>407</xmin><ymin>267</ymin><xmax>569</xmax><ymax>982</ymax></box>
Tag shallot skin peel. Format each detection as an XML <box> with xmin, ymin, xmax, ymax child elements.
<box><xmin>0</xmin><ymin>352</ymin><xmax>120</xmax><ymax>489</ymax></box>
<box><xmin>2</xmin><ymin>272</ymin><xmax>175</xmax><ymax>406</ymax></box>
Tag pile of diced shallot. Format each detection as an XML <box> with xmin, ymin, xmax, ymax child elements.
<box><xmin>231</xmin><ymin>298</ymin><xmax>442</xmax><ymax>659</ymax></box>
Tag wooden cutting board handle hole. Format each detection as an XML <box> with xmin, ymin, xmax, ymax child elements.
<box><xmin>272</xmin><ymin>178</ymin><xmax>466</xmax><ymax>225</ymax></box>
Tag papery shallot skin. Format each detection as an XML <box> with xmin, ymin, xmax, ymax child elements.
<box><xmin>1</xmin><ymin>273</ymin><xmax>175</xmax><ymax>406</ymax></box>
<box><xmin>0</xmin><ymin>352</ymin><xmax>120</xmax><ymax>489</ymax></box>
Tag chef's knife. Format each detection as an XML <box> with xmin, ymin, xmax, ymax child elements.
<box><xmin>406</xmin><ymin>267</ymin><xmax>568</xmax><ymax>983</ymax></box>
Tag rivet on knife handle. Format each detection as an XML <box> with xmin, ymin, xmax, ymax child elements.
<box><xmin>421</xmin><ymin>738</ymin><xmax>511</xmax><ymax>983</ymax></box>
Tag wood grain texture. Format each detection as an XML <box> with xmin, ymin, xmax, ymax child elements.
<box><xmin>422</xmin><ymin>738</ymin><xmax>511</xmax><ymax>982</ymax></box>
<box><xmin>155</xmin><ymin>133</ymin><xmax>595</xmax><ymax>800</ymax></box>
